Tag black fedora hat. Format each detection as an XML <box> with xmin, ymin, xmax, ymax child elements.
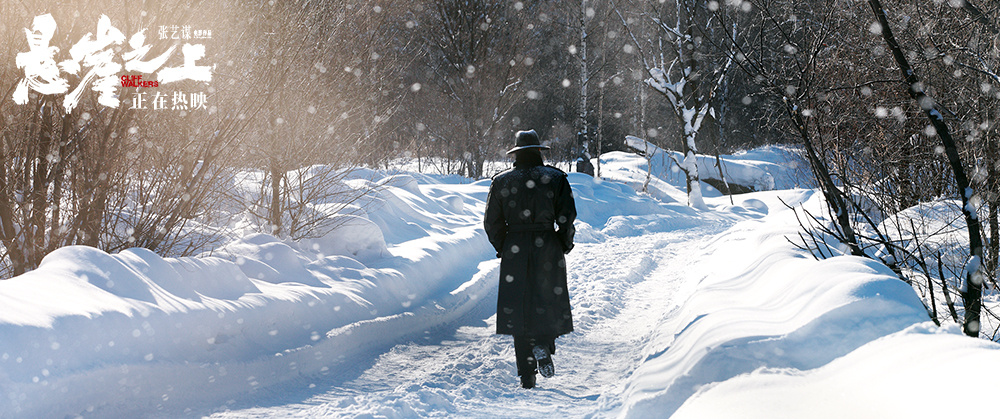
<box><xmin>506</xmin><ymin>130</ymin><xmax>550</xmax><ymax>154</ymax></box>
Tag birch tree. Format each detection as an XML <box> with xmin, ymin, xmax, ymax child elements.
<box><xmin>617</xmin><ymin>0</ymin><xmax>732</xmax><ymax>209</ymax></box>
<box><xmin>574</xmin><ymin>0</ymin><xmax>596</xmax><ymax>175</ymax></box>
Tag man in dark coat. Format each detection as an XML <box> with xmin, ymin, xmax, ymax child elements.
<box><xmin>483</xmin><ymin>129</ymin><xmax>577</xmax><ymax>389</ymax></box>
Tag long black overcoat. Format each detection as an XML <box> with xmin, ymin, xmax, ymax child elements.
<box><xmin>483</xmin><ymin>163</ymin><xmax>576</xmax><ymax>337</ymax></box>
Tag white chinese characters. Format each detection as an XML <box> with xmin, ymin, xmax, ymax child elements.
<box><xmin>12</xmin><ymin>14</ymin><xmax>213</xmax><ymax>114</ymax></box>
<box><xmin>131</xmin><ymin>91</ymin><xmax>208</xmax><ymax>111</ymax></box>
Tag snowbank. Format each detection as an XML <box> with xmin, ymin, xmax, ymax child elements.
<box><xmin>617</xmin><ymin>189</ymin><xmax>1000</xmax><ymax>418</ymax></box>
<box><xmin>673</xmin><ymin>322</ymin><xmax>1000</xmax><ymax>418</ymax></box>
<box><xmin>0</xmin><ymin>170</ymin><xmax>502</xmax><ymax>418</ymax></box>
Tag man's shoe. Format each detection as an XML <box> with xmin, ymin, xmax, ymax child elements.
<box><xmin>520</xmin><ymin>372</ymin><xmax>536</xmax><ymax>389</ymax></box>
<box><xmin>533</xmin><ymin>345</ymin><xmax>554</xmax><ymax>378</ymax></box>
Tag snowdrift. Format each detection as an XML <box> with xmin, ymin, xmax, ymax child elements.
<box><xmin>0</xmin><ymin>175</ymin><xmax>497</xmax><ymax>417</ymax></box>
<box><xmin>616</xmin><ymin>189</ymin><xmax>1000</xmax><ymax>418</ymax></box>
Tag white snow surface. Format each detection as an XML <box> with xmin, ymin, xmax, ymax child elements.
<box><xmin>1</xmin><ymin>148</ymin><xmax>999</xmax><ymax>418</ymax></box>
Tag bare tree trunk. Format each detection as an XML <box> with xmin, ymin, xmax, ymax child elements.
<box><xmin>0</xmin><ymin>131</ymin><xmax>22</xmax><ymax>277</ymax></box>
<box><xmin>940</xmin><ymin>252</ymin><xmax>961</xmax><ymax>323</ymax></box>
<box><xmin>417</xmin><ymin>136</ymin><xmax>423</xmax><ymax>174</ymax></box>
<box><xmin>79</xmin><ymin>185</ymin><xmax>107</xmax><ymax>248</ymax></box>
<box><xmin>28</xmin><ymin>97</ymin><xmax>54</xmax><ymax>263</ymax></box>
<box><xmin>987</xmin><ymin>201</ymin><xmax>998</xmax><ymax>289</ymax></box>
<box><xmin>716</xmin><ymin>73</ymin><xmax>733</xmax><ymax>204</ymax></box>
<box><xmin>269</xmin><ymin>161</ymin><xmax>283</xmax><ymax>237</ymax></box>
<box><xmin>575</xmin><ymin>0</ymin><xmax>595</xmax><ymax>176</ymax></box>
<box><xmin>679</xmin><ymin>17</ymin><xmax>706</xmax><ymax>210</ymax></box>
<box><xmin>868</xmin><ymin>0</ymin><xmax>984</xmax><ymax>337</ymax></box>
<box><xmin>988</xmin><ymin>147</ymin><xmax>999</xmax><ymax>278</ymax></box>
<box><xmin>713</xmin><ymin>151</ymin><xmax>734</xmax><ymax>204</ymax></box>
<box><xmin>640</xmin><ymin>84</ymin><xmax>651</xmax><ymax>193</ymax></box>
<box><xmin>784</xmin><ymin>97</ymin><xmax>864</xmax><ymax>258</ymax></box>
<box><xmin>960</xmin><ymin>0</ymin><xmax>998</xmax><ymax>34</ymax></box>
<box><xmin>597</xmin><ymin>72</ymin><xmax>605</xmax><ymax>179</ymax></box>
<box><xmin>47</xmin><ymin>111</ymin><xmax>75</xmax><ymax>253</ymax></box>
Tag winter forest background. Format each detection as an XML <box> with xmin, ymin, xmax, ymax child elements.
<box><xmin>3</xmin><ymin>0</ymin><xmax>1000</xmax><ymax>342</ymax></box>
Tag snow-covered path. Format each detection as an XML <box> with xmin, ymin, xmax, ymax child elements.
<box><xmin>203</xmin><ymin>221</ymin><xmax>732</xmax><ymax>418</ymax></box>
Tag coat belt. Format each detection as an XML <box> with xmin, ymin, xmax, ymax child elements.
<box><xmin>507</xmin><ymin>223</ymin><xmax>555</xmax><ymax>233</ymax></box>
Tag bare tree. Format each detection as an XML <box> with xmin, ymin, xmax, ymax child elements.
<box><xmin>866</xmin><ymin>0</ymin><xmax>985</xmax><ymax>336</ymax></box>
<box><xmin>411</xmin><ymin>0</ymin><xmax>535</xmax><ymax>178</ymax></box>
<box><xmin>0</xmin><ymin>0</ymin><xmax>244</xmax><ymax>275</ymax></box>
<box><xmin>229</xmin><ymin>0</ymin><xmax>413</xmax><ymax>240</ymax></box>
<box><xmin>615</xmin><ymin>0</ymin><xmax>733</xmax><ymax>209</ymax></box>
